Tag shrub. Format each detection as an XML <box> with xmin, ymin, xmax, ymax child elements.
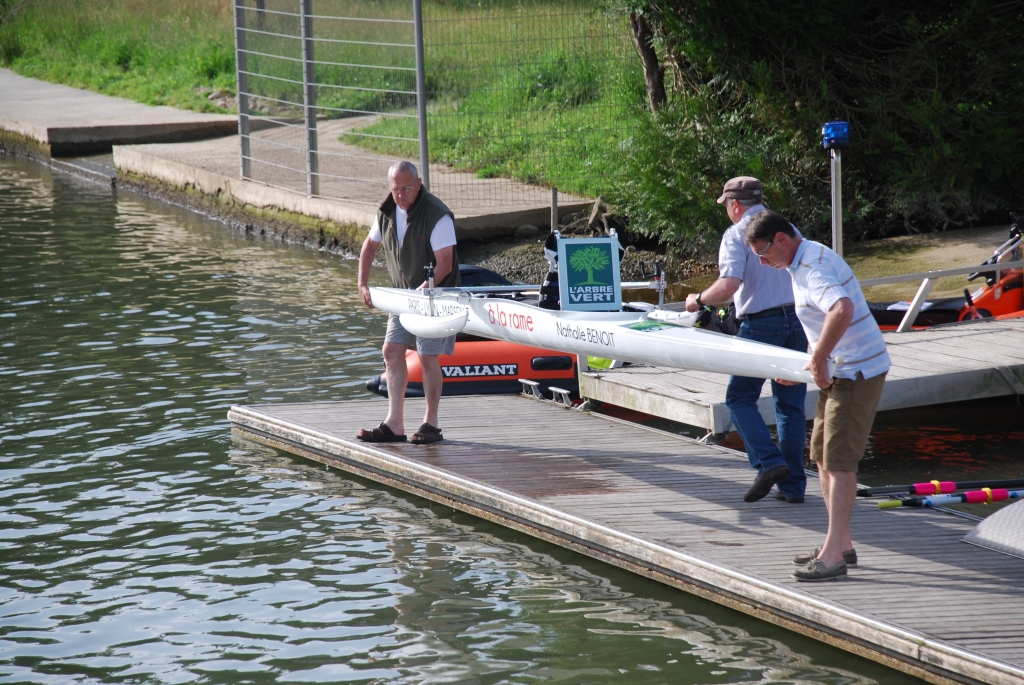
<box><xmin>0</xmin><ymin>29</ymin><xmax>22</xmax><ymax>65</ymax></box>
<box><xmin>193</xmin><ymin>40</ymin><xmax>234</xmax><ymax>81</ymax></box>
<box><xmin>605</xmin><ymin>0</ymin><xmax>1024</xmax><ymax>248</ymax></box>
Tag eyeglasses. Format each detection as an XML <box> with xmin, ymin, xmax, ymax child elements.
<box><xmin>390</xmin><ymin>184</ymin><xmax>416</xmax><ymax>194</ymax></box>
<box><xmin>755</xmin><ymin>239</ymin><xmax>773</xmax><ymax>259</ymax></box>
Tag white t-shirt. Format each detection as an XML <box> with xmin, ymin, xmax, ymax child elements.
<box><xmin>368</xmin><ymin>206</ymin><xmax>457</xmax><ymax>251</ymax></box>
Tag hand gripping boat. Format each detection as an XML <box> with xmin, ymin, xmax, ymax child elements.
<box><xmin>368</xmin><ymin>286</ymin><xmax>833</xmax><ymax>384</ymax></box>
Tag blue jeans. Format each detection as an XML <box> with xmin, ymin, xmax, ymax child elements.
<box><xmin>725</xmin><ymin>312</ymin><xmax>808</xmax><ymax>498</ymax></box>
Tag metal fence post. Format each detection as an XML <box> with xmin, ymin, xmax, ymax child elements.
<box><xmin>234</xmin><ymin>0</ymin><xmax>251</xmax><ymax>179</ymax></box>
<box><xmin>551</xmin><ymin>187</ymin><xmax>558</xmax><ymax>231</ymax></box>
<box><xmin>301</xmin><ymin>0</ymin><xmax>319</xmax><ymax>196</ymax></box>
<box><xmin>413</xmin><ymin>0</ymin><xmax>430</xmax><ymax>191</ymax></box>
<box><xmin>831</xmin><ymin>149</ymin><xmax>843</xmax><ymax>257</ymax></box>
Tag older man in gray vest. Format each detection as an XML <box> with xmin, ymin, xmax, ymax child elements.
<box><xmin>685</xmin><ymin>177</ymin><xmax>808</xmax><ymax>504</ymax></box>
<box><xmin>356</xmin><ymin>161</ymin><xmax>460</xmax><ymax>445</ymax></box>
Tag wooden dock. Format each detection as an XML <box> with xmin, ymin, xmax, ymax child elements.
<box><xmin>579</xmin><ymin>317</ymin><xmax>1024</xmax><ymax>433</ymax></box>
<box><xmin>229</xmin><ymin>395</ymin><xmax>1024</xmax><ymax>685</ymax></box>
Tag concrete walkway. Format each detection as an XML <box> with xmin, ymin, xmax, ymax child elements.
<box><xmin>0</xmin><ymin>68</ymin><xmax>589</xmax><ymax>236</ymax></box>
<box><xmin>115</xmin><ymin>131</ymin><xmax>588</xmax><ymax>235</ymax></box>
<box><xmin>0</xmin><ymin>68</ymin><xmax>236</xmax><ymax>156</ymax></box>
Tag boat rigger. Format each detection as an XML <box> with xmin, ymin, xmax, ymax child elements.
<box><xmin>368</xmin><ymin>286</ymin><xmax>836</xmax><ymax>384</ymax></box>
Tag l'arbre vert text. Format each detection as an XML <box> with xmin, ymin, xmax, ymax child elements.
<box><xmin>568</xmin><ymin>285</ymin><xmax>616</xmax><ymax>303</ymax></box>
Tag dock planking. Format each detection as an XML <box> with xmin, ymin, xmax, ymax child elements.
<box><xmin>229</xmin><ymin>395</ymin><xmax>1024</xmax><ymax>685</ymax></box>
<box><xmin>579</xmin><ymin>317</ymin><xmax>1024</xmax><ymax>433</ymax></box>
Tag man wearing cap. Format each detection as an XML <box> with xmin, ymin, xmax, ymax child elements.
<box><xmin>685</xmin><ymin>177</ymin><xmax>808</xmax><ymax>504</ymax></box>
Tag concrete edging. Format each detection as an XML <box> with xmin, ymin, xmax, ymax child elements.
<box><xmin>114</xmin><ymin>146</ymin><xmax>378</xmax><ymax>228</ymax></box>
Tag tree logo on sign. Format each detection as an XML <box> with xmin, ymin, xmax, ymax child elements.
<box><xmin>568</xmin><ymin>245</ymin><xmax>610</xmax><ymax>285</ymax></box>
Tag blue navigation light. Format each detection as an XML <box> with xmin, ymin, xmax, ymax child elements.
<box><xmin>822</xmin><ymin>121</ymin><xmax>850</xmax><ymax>149</ymax></box>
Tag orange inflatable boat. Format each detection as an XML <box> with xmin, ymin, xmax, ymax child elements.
<box><xmin>364</xmin><ymin>263</ymin><xmax>579</xmax><ymax>398</ymax></box>
<box><xmin>364</xmin><ymin>337</ymin><xmax>578</xmax><ymax>398</ymax></box>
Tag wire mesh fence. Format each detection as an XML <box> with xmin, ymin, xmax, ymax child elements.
<box><xmin>234</xmin><ymin>0</ymin><xmax>639</xmax><ymax>216</ymax></box>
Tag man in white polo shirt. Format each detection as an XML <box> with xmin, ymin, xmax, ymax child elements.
<box><xmin>745</xmin><ymin>210</ymin><xmax>890</xmax><ymax>582</ymax></box>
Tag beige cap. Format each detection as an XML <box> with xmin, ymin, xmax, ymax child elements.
<box><xmin>716</xmin><ymin>176</ymin><xmax>763</xmax><ymax>204</ymax></box>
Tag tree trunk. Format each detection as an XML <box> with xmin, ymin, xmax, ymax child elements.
<box><xmin>629</xmin><ymin>12</ymin><xmax>666</xmax><ymax>114</ymax></box>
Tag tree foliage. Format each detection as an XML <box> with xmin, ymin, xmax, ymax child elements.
<box><xmin>606</xmin><ymin>0</ymin><xmax>1024</xmax><ymax>249</ymax></box>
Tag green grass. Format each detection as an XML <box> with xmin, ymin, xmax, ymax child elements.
<box><xmin>340</xmin><ymin>3</ymin><xmax>644</xmax><ymax>199</ymax></box>
<box><xmin>0</xmin><ymin>0</ymin><xmax>642</xmax><ymax>199</ymax></box>
<box><xmin>0</xmin><ymin>0</ymin><xmax>237</xmax><ymax>112</ymax></box>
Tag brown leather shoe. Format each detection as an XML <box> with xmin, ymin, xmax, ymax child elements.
<box><xmin>744</xmin><ymin>465</ymin><xmax>790</xmax><ymax>502</ymax></box>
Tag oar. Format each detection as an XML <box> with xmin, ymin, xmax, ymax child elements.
<box><xmin>857</xmin><ymin>478</ymin><xmax>1024</xmax><ymax>497</ymax></box>
<box><xmin>878</xmin><ymin>488</ymin><xmax>1024</xmax><ymax>509</ymax></box>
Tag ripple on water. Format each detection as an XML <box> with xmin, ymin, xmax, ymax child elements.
<box><xmin>0</xmin><ymin>156</ymin><xmax>916</xmax><ymax>683</ymax></box>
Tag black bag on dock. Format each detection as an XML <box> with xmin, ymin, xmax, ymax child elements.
<box><xmin>696</xmin><ymin>304</ymin><xmax>739</xmax><ymax>335</ymax></box>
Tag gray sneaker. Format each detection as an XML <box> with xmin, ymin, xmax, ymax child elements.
<box><xmin>793</xmin><ymin>558</ymin><xmax>847</xmax><ymax>582</ymax></box>
<box><xmin>792</xmin><ymin>547</ymin><xmax>857</xmax><ymax>566</ymax></box>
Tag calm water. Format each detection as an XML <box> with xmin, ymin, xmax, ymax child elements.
<box><xmin>1</xmin><ymin>155</ymin><xmax>928</xmax><ymax>684</ymax></box>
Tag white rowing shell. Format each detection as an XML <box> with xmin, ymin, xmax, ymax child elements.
<box><xmin>646</xmin><ymin>309</ymin><xmax>700</xmax><ymax>327</ymax></box>
<box><xmin>398</xmin><ymin>311</ymin><xmax>468</xmax><ymax>338</ymax></box>
<box><xmin>370</xmin><ymin>287</ymin><xmax>832</xmax><ymax>384</ymax></box>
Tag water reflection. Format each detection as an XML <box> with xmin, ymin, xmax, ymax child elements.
<box><xmin>0</xmin><ymin>156</ymin><xmax>915</xmax><ymax>683</ymax></box>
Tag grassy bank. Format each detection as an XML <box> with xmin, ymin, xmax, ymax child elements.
<box><xmin>0</xmin><ymin>0</ymin><xmax>236</xmax><ymax>112</ymax></box>
<box><xmin>846</xmin><ymin>224</ymin><xmax>1011</xmax><ymax>301</ymax></box>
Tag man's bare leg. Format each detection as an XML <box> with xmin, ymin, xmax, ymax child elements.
<box><xmin>818</xmin><ymin>460</ymin><xmax>831</xmax><ymax>504</ymax></box>
<box><xmin>818</xmin><ymin>469</ymin><xmax>857</xmax><ymax>565</ymax></box>
<box><xmin>816</xmin><ymin>461</ymin><xmax>832</xmax><ymax>548</ymax></box>
<box><xmin>419</xmin><ymin>353</ymin><xmax>442</xmax><ymax>428</ymax></box>
<box><xmin>382</xmin><ymin>342</ymin><xmax>411</xmax><ymax>434</ymax></box>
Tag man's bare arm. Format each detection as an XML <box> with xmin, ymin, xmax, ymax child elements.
<box><xmin>685</xmin><ymin>276</ymin><xmax>741</xmax><ymax>312</ymax></box>
<box><xmin>358</xmin><ymin>235</ymin><xmax>379</xmax><ymax>308</ymax></box>
<box><xmin>417</xmin><ymin>245</ymin><xmax>454</xmax><ymax>288</ymax></box>
<box><xmin>806</xmin><ymin>297</ymin><xmax>853</xmax><ymax>388</ymax></box>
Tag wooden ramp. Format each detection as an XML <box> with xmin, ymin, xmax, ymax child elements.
<box><xmin>229</xmin><ymin>395</ymin><xmax>1024</xmax><ymax>685</ymax></box>
<box><xmin>579</xmin><ymin>317</ymin><xmax>1024</xmax><ymax>433</ymax></box>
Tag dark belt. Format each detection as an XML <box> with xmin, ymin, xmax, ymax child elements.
<box><xmin>742</xmin><ymin>304</ymin><xmax>795</xmax><ymax>321</ymax></box>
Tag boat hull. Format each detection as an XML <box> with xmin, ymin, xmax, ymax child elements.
<box><xmin>365</xmin><ymin>339</ymin><xmax>578</xmax><ymax>398</ymax></box>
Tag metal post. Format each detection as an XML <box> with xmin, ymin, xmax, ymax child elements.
<box><xmin>255</xmin><ymin>0</ymin><xmax>265</xmax><ymax>30</ymax></box>
<box><xmin>413</xmin><ymin>0</ymin><xmax>430</xmax><ymax>191</ymax></box>
<box><xmin>831</xmin><ymin>149</ymin><xmax>843</xmax><ymax>257</ymax></box>
<box><xmin>300</xmin><ymin>0</ymin><xmax>319</xmax><ymax>196</ymax></box>
<box><xmin>896</xmin><ymin>278</ymin><xmax>936</xmax><ymax>332</ymax></box>
<box><xmin>551</xmin><ymin>187</ymin><xmax>558</xmax><ymax>231</ymax></box>
<box><xmin>234</xmin><ymin>0</ymin><xmax>251</xmax><ymax>179</ymax></box>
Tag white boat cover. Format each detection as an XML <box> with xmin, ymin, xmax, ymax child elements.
<box><xmin>962</xmin><ymin>499</ymin><xmax>1024</xmax><ymax>560</ymax></box>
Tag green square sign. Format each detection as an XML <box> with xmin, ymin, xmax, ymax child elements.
<box><xmin>557</xmin><ymin>237</ymin><xmax>621</xmax><ymax>311</ymax></box>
